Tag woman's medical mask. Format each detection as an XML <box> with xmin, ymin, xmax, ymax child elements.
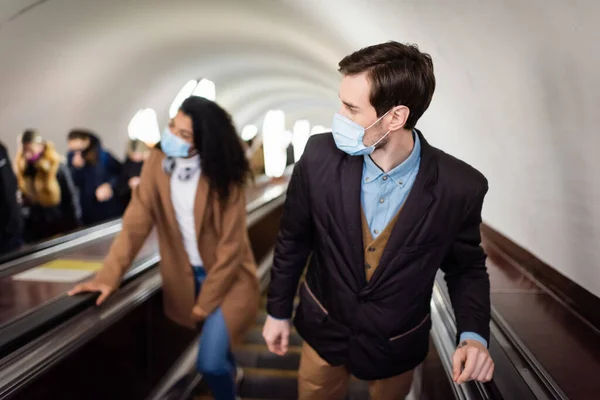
<box><xmin>331</xmin><ymin>110</ymin><xmax>391</xmax><ymax>156</ymax></box>
<box><xmin>161</xmin><ymin>127</ymin><xmax>191</xmax><ymax>158</ymax></box>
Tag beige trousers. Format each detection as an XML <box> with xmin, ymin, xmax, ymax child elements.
<box><xmin>298</xmin><ymin>343</ymin><xmax>414</xmax><ymax>400</ymax></box>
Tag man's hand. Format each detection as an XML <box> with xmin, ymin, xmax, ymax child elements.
<box><xmin>96</xmin><ymin>183</ymin><xmax>113</xmax><ymax>202</ymax></box>
<box><xmin>128</xmin><ymin>177</ymin><xmax>141</xmax><ymax>189</ymax></box>
<box><xmin>452</xmin><ymin>340</ymin><xmax>494</xmax><ymax>384</ymax></box>
<box><xmin>262</xmin><ymin>315</ymin><xmax>291</xmax><ymax>356</ymax></box>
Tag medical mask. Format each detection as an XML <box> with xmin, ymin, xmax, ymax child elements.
<box><xmin>26</xmin><ymin>152</ymin><xmax>42</xmax><ymax>163</ymax></box>
<box><xmin>161</xmin><ymin>127</ymin><xmax>191</xmax><ymax>158</ymax></box>
<box><xmin>331</xmin><ymin>110</ymin><xmax>392</xmax><ymax>156</ymax></box>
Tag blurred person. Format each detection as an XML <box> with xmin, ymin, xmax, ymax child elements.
<box><xmin>15</xmin><ymin>130</ymin><xmax>81</xmax><ymax>242</ymax></box>
<box><xmin>116</xmin><ymin>138</ymin><xmax>151</xmax><ymax>207</ymax></box>
<box><xmin>263</xmin><ymin>41</ymin><xmax>494</xmax><ymax>399</ymax></box>
<box><xmin>0</xmin><ymin>141</ymin><xmax>23</xmax><ymax>254</ymax></box>
<box><xmin>69</xmin><ymin>96</ymin><xmax>257</xmax><ymax>400</ymax></box>
<box><xmin>67</xmin><ymin>129</ymin><xmax>122</xmax><ymax>225</ymax></box>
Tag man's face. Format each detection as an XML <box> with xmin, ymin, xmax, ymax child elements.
<box><xmin>67</xmin><ymin>138</ymin><xmax>90</xmax><ymax>168</ymax></box>
<box><xmin>338</xmin><ymin>72</ymin><xmax>388</xmax><ymax>147</ymax></box>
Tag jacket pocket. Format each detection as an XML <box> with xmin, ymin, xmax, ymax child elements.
<box><xmin>303</xmin><ymin>281</ymin><xmax>328</xmax><ymax>316</ymax></box>
<box><xmin>388</xmin><ymin>313</ymin><xmax>431</xmax><ymax>352</ymax></box>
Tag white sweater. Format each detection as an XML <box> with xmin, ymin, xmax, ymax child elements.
<box><xmin>170</xmin><ymin>155</ymin><xmax>203</xmax><ymax>267</ymax></box>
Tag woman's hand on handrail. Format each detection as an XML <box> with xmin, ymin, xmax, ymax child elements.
<box><xmin>68</xmin><ymin>280</ymin><xmax>114</xmax><ymax>305</ymax></box>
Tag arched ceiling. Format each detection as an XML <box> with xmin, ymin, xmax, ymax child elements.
<box><xmin>0</xmin><ymin>0</ymin><xmax>350</xmax><ymax>155</ymax></box>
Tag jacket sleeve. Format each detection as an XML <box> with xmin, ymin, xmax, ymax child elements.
<box><xmin>266</xmin><ymin>151</ymin><xmax>313</xmax><ymax>319</ymax></box>
<box><xmin>0</xmin><ymin>145</ymin><xmax>22</xmax><ymax>238</ymax></box>
<box><xmin>440</xmin><ymin>182</ymin><xmax>491</xmax><ymax>346</ymax></box>
<box><xmin>57</xmin><ymin>163</ymin><xmax>82</xmax><ymax>224</ymax></box>
<box><xmin>115</xmin><ymin>161</ymin><xmax>132</xmax><ymax>199</ymax></box>
<box><xmin>103</xmin><ymin>151</ymin><xmax>122</xmax><ymax>189</ymax></box>
<box><xmin>196</xmin><ymin>185</ymin><xmax>247</xmax><ymax>315</ymax></box>
<box><xmin>94</xmin><ymin>152</ymin><xmax>156</xmax><ymax>290</ymax></box>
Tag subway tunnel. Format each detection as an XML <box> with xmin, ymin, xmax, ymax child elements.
<box><xmin>0</xmin><ymin>1</ymin><xmax>599</xmax><ymax>399</ymax></box>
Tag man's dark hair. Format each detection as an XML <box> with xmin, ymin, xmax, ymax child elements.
<box><xmin>67</xmin><ymin>128</ymin><xmax>94</xmax><ymax>141</ymax></box>
<box><xmin>338</xmin><ymin>41</ymin><xmax>436</xmax><ymax>130</ymax></box>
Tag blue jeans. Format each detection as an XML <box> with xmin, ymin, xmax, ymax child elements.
<box><xmin>193</xmin><ymin>266</ymin><xmax>237</xmax><ymax>400</ymax></box>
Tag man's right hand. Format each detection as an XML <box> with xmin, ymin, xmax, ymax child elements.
<box><xmin>262</xmin><ymin>315</ymin><xmax>291</xmax><ymax>356</ymax></box>
<box><xmin>68</xmin><ymin>280</ymin><xmax>114</xmax><ymax>306</ymax></box>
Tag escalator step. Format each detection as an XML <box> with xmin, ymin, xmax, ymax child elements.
<box><xmin>235</xmin><ymin>343</ymin><xmax>301</xmax><ymax>370</ymax></box>
<box><xmin>238</xmin><ymin>367</ymin><xmax>298</xmax><ymax>400</ymax></box>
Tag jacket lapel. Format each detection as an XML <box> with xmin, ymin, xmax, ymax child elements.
<box><xmin>365</xmin><ymin>131</ymin><xmax>438</xmax><ymax>287</ymax></box>
<box><xmin>340</xmin><ymin>154</ymin><xmax>367</xmax><ymax>287</ymax></box>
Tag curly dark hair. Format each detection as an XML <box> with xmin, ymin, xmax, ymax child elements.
<box><xmin>178</xmin><ymin>96</ymin><xmax>251</xmax><ymax>201</ymax></box>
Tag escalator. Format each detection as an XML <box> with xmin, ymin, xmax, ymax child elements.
<box><xmin>150</xmin><ymin>263</ymin><xmax>574</xmax><ymax>400</ymax></box>
<box><xmin>0</xmin><ymin>163</ymin><xmax>582</xmax><ymax>399</ymax></box>
<box><xmin>0</xmin><ymin>169</ymin><xmax>292</xmax><ymax>400</ymax></box>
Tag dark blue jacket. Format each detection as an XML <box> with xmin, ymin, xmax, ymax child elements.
<box><xmin>68</xmin><ymin>148</ymin><xmax>123</xmax><ymax>226</ymax></box>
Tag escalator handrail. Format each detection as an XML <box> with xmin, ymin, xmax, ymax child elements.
<box><xmin>430</xmin><ymin>283</ymin><xmax>494</xmax><ymax>400</ymax></box>
<box><xmin>0</xmin><ymin>167</ymin><xmax>294</xmax><ymax>279</ymax></box>
<box><xmin>0</xmin><ymin>180</ymin><xmax>290</xmax><ymax>398</ymax></box>
<box><xmin>0</xmin><ymin>219</ymin><xmax>122</xmax><ymax>266</ymax></box>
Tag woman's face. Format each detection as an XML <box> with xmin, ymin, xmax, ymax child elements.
<box><xmin>22</xmin><ymin>142</ymin><xmax>44</xmax><ymax>161</ymax></box>
<box><xmin>169</xmin><ymin>111</ymin><xmax>196</xmax><ymax>149</ymax></box>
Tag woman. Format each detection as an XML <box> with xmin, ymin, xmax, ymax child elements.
<box><xmin>66</xmin><ymin>129</ymin><xmax>123</xmax><ymax>226</ymax></box>
<box><xmin>69</xmin><ymin>96</ymin><xmax>258</xmax><ymax>400</ymax></box>
<box><xmin>115</xmin><ymin>139</ymin><xmax>151</xmax><ymax>208</ymax></box>
<box><xmin>15</xmin><ymin>130</ymin><xmax>81</xmax><ymax>242</ymax></box>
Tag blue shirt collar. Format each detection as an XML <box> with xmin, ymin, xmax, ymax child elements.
<box><xmin>363</xmin><ymin>131</ymin><xmax>421</xmax><ymax>187</ymax></box>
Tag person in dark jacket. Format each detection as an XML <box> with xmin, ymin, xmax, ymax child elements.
<box><xmin>263</xmin><ymin>41</ymin><xmax>494</xmax><ymax>399</ymax></box>
<box><xmin>115</xmin><ymin>139</ymin><xmax>150</xmax><ymax>208</ymax></box>
<box><xmin>0</xmin><ymin>141</ymin><xmax>23</xmax><ymax>254</ymax></box>
<box><xmin>67</xmin><ymin>129</ymin><xmax>123</xmax><ymax>226</ymax></box>
<box><xmin>15</xmin><ymin>130</ymin><xmax>82</xmax><ymax>242</ymax></box>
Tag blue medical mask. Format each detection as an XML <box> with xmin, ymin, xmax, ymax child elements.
<box><xmin>161</xmin><ymin>127</ymin><xmax>191</xmax><ymax>158</ymax></box>
<box><xmin>331</xmin><ymin>110</ymin><xmax>392</xmax><ymax>156</ymax></box>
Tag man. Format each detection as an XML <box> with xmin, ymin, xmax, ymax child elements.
<box><xmin>263</xmin><ymin>41</ymin><xmax>494</xmax><ymax>399</ymax></box>
<box><xmin>66</xmin><ymin>129</ymin><xmax>123</xmax><ymax>225</ymax></box>
<box><xmin>0</xmin><ymin>141</ymin><xmax>23</xmax><ymax>254</ymax></box>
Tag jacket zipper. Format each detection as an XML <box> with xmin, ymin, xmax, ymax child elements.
<box><xmin>389</xmin><ymin>314</ymin><xmax>430</xmax><ymax>342</ymax></box>
<box><xmin>304</xmin><ymin>282</ymin><xmax>328</xmax><ymax>315</ymax></box>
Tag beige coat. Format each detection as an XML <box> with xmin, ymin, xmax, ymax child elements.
<box><xmin>95</xmin><ymin>149</ymin><xmax>259</xmax><ymax>346</ymax></box>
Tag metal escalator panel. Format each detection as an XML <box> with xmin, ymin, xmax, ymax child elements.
<box><xmin>0</xmin><ymin>219</ymin><xmax>122</xmax><ymax>267</ymax></box>
<box><xmin>433</xmin><ymin>271</ymin><xmax>568</xmax><ymax>400</ymax></box>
